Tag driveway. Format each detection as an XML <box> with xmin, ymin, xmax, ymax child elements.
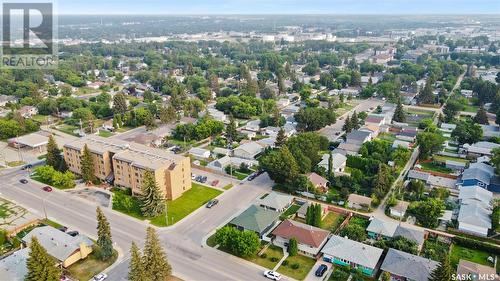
<box><xmin>303</xmin><ymin>259</ymin><xmax>332</xmax><ymax>281</ymax></box>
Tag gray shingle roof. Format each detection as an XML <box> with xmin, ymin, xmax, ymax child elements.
<box><xmin>321</xmin><ymin>235</ymin><xmax>383</xmax><ymax>269</ymax></box>
<box><xmin>394</xmin><ymin>226</ymin><xmax>425</xmax><ymax>246</ymax></box>
<box><xmin>229</xmin><ymin>205</ymin><xmax>280</xmax><ymax>233</ymax></box>
<box><xmin>0</xmin><ymin>247</ymin><xmax>29</xmax><ymax>281</ymax></box>
<box><xmin>259</xmin><ymin>192</ymin><xmax>294</xmax><ymax>210</ymax></box>
<box><xmin>22</xmin><ymin>226</ymin><xmax>93</xmax><ymax>262</ymax></box>
<box><xmin>458</xmin><ymin>200</ymin><xmax>492</xmax><ymax>228</ymax></box>
<box><xmin>381</xmin><ymin>249</ymin><xmax>439</xmax><ymax>281</ymax></box>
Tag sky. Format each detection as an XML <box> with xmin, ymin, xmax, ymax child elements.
<box><xmin>57</xmin><ymin>0</ymin><xmax>500</xmax><ymax>15</ymax></box>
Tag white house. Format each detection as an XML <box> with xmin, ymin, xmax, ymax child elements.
<box><xmin>244</xmin><ymin>120</ymin><xmax>261</xmax><ymax>132</ymax></box>
<box><xmin>317</xmin><ymin>153</ymin><xmax>347</xmax><ymax>174</ymax></box>
<box><xmin>233</xmin><ymin>141</ymin><xmax>264</xmax><ymax>159</ymax></box>
<box><xmin>457</xmin><ymin>186</ymin><xmax>493</xmax><ymax>237</ymax></box>
<box><xmin>258</xmin><ymin>192</ymin><xmax>294</xmax><ymax>212</ymax></box>
<box><xmin>189</xmin><ymin>147</ymin><xmax>211</xmax><ymax>160</ymax></box>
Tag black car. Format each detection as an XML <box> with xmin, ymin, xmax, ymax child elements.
<box><xmin>315</xmin><ymin>264</ymin><xmax>328</xmax><ymax>277</ymax></box>
<box><xmin>58</xmin><ymin>226</ymin><xmax>68</xmax><ymax>232</ymax></box>
<box><xmin>67</xmin><ymin>231</ymin><xmax>79</xmax><ymax>237</ymax></box>
<box><xmin>21</xmin><ymin>164</ymin><xmax>33</xmax><ymax>170</ymax></box>
<box><xmin>19</xmin><ymin>179</ymin><xmax>28</xmax><ymax>184</ymax></box>
<box><xmin>247</xmin><ymin>173</ymin><xmax>256</xmax><ymax>181</ymax></box>
<box><xmin>205</xmin><ymin>199</ymin><xmax>219</xmax><ymax>208</ymax></box>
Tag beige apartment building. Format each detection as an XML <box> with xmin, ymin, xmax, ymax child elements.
<box><xmin>64</xmin><ymin>135</ymin><xmax>191</xmax><ymax>200</ymax></box>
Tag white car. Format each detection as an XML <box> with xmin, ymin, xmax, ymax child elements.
<box><xmin>264</xmin><ymin>270</ymin><xmax>281</xmax><ymax>280</ymax></box>
<box><xmin>191</xmin><ymin>174</ymin><xmax>196</xmax><ymax>180</ymax></box>
<box><xmin>92</xmin><ymin>273</ymin><xmax>108</xmax><ymax>281</ymax></box>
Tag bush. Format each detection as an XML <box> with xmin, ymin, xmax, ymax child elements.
<box><xmin>260</xmin><ymin>253</ymin><xmax>267</xmax><ymax>259</ymax></box>
<box><xmin>291</xmin><ymin>263</ymin><xmax>300</xmax><ymax>269</ymax></box>
<box><xmin>33</xmin><ymin>165</ymin><xmax>75</xmax><ymax>189</ymax></box>
<box><xmin>270</xmin><ymin>257</ymin><xmax>278</xmax><ymax>262</ymax></box>
<box><xmin>452</xmin><ymin>236</ymin><xmax>500</xmax><ymax>255</ymax></box>
<box><xmin>281</xmin><ymin>260</ymin><xmax>289</xmax><ymax>266</ymax></box>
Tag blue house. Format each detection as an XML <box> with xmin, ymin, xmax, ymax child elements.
<box><xmin>460</xmin><ymin>162</ymin><xmax>500</xmax><ymax>192</ymax></box>
<box><xmin>321</xmin><ymin>235</ymin><xmax>384</xmax><ymax>276</ymax></box>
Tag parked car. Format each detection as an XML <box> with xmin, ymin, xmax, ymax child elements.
<box><xmin>92</xmin><ymin>273</ymin><xmax>108</xmax><ymax>281</ymax></box>
<box><xmin>315</xmin><ymin>264</ymin><xmax>328</xmax><ymax>277</ymax></box>
<box><xmin>191</xmin><ymin>174</ymin><xmax>197</xmax><ymax>180</ymax></box>
<box><xmin>19</xmin><ymin>179</ymin><xmax>28</xmax><ymax>184</ymax></box>
<box><xmin>67</xmin><ymin>231</ymin><xmax>79</xmax><ymax>237</ymax></box>
<box><xmin>200</xmin><ymin>176</ymin><xmax>208</xmax><ymax>183</ymax></box>
<box><xmin>42</xmin><ymin>186</ymin><xmax>53</xmax><ymax>192</ymax></box>
<box><xmin>247</xmin><ymin>173</ymin><xmax>256</xmax><ymax>181</ymax></box>
<box><xmin>206</xmin><ymin>199</ymin><xmax>219</xmax><ymax>208</ymax></box>
<box><xmin>58</xmin><ymin>226</ymin><xmax>68</xmax><ymax>232</ymax></box>
<box><xmin>263</xmin><ymin>270</ymin><xmax>281</xmax><ymax>280</ymax></box>
<box><xmin>21</xmin><ymin>164</ymin><xmax>33</xmax><ymax>170</ymax></box>
<box><xmin>211</xmin><ymin>180</ymin><xmax>219</xmax><ymax>186</ymax></box>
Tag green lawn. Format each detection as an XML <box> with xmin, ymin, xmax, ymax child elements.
<box><xmin>222</xmin><ymin>184</ymin><xmax>234</xmax><ymax>190</ymax></box>
<box><xmin>433</xmin><ymin>155</ymin><xmax>469</xmax><ymax>164</ymax></box>
<box><xmin>247</xmin><ymin>245</ymin><xmax>284</xmax><ymax>270</ymax></box>
<box><xmin>98</xmin><ymin>130</ymin><xmax>114</xmax><ymax>137</ymax></box>
<box><xmin>377</xmin><ymin>133</ymin><xmax>397</xmax><ymax>143</ymax></box>
<box><xmin>7</xmin><ymin>161</ymin><xmax>26</xmax><ymax>167</ymax></box>
<box><xmin>419</xmin><ymin>162</ymin><xmax>453</xmax><ymax>174</ymax></box>
<box><xmin>206</xmin><ymin>233</ymin><xmax>218</xmax><ymax>247</ymax></box>
<box><xmin>321</xmin><ymin>212</ymin><xmax>345</xmax><ymax>232</ymax></box>
<box><xmin>234</xmin><ymin>170</ymin><xmax>251</xmax><ymax>180</ymax></box>
<box><xmin>56</xmin><ymin>124</ymin><xmax>79</xmax><ymax>136</ymax></box>
<box><xmin>66</xmin><ymin>250</ymin><xmax>118</xmax><ymax>281</ymax></box>
<box><xmin>280</xmin><ymin>204</ymin><xmax>301</xmax><ymax>220</ymax></box>
<box><xmin>450</xmin><ymin>244</ymin><xmax>495</xmax><ymax>269</ymax></box>
<box><xmin>113</xmin><ymin>184</ymin><xmax>222</xmax><ymax>226</ymax></box>
<box><xmin>150</xmin><ymin>183</ymin><xmax>222</xmax><ymax>226</ymax></box>
<box><xmin>277</xmin><ymin>254</ymin><xmax>317</xmax><ymax>280</ymax></box>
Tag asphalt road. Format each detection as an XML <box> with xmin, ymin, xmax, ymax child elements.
<box><xmin>0</xmin><ymin>168</ymin><xmax>278</xmax><ymax>281</ymax></box>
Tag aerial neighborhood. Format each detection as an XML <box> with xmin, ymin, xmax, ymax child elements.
<box><xmin>0</xmin><ymin>8</ymin><xmax>499</xmax><ymax>281</ymax></box>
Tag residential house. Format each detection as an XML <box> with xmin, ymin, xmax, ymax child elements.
<box><xmin>481</xmin><ymin>125</ymin><xmax>500</xmax><ymax>139</ymax></box>
<box><xmin>456</xmin><ymin>260</ymin><xmax>499</xmax><ymax>281</ymax></box>
<box><xmin>346</xmin><ymin>130</ymin><xmax>372</xmax><ymax>146</ymax></box>
<box><xmin>407</xmin><ymin>169</ymin><xmax>458</xmax><ymax>191</ymax></box>
<box><xmin>457</xmin><ymin>186</ymin><xmax>493</xmax><ymax>237</ymax></box>
<box><xmin>380</xmin><ymin>249</ymin><xmax>439</xmax><ymax>281</ymax></box>
<box><xmin>189</xmin><ymin>147</ymin><xmax>211</xmax><ymax>160</ymax></box>
<box><xmin>360</xmin><ymin>124</ymin><xmax>380</xmax><ymax>138</ymax></box>
<box><xmin>446</xmin><ymin>160</ymin><xmax>467</xmax><ymax>171</ymax></box>
<box><xmin>0</xmin><ymin>248</ymin><xmax>30</xmax><ymax>281</ymax></box>
<box><xmin>396</xmin><ymin>129</ymin><xmax>417</xmax><ymax>142</ymax></box>
<box><xmin>306</xmin><ymin>172</ymin><xmax>329</xmax><ymax>193</ymax></box>
<box><xmin>462</xmin><ymin>142</ymin><xmax>500</xmax><ymax>158</ymax></box>
<box><xmin>459</xmin><ymin>162</ymin><xmax>495</xmax><ymax>189</ymax></box>
<box><xmin>0</xmin><ymin>95</ymin><xmax>18</xmax><ymax>107</ymax></box>
<box><xmin>18</xmin><ymin>106</ymin><xmax>38</xmax><ymax>118</ymax></box>
<box><xmin>233</xmin><ymin>141</ymin><xmax>264</xmax><ymax>159</ymax></box>
<box><xmin>461</xmin><ymin>89</ymin><xmax>474</xmax><ymax>98</ymax></box>
<box><xmin>206</xmin><ymin>156</ymin><xmax>258</xmax><ymax>172</ymax></box>
<box><xmin>244</xmin><ymin>120</ymin><xmax>261</xmax><ymax>132</ymax></box>
<box><xmin>366</xmin><ymin>218</ymin><xmax>425</xmax><ymax>250</ymax></box>
<box><xmin>22</xmin><ymin>226</ymin><xmax>93</xmax><ymax>268</ymax></box>
<box><xmin>295</xmin><ymin>201</ymin><xmax>326</xmax><ymax>219</ymax></box>
<box><xmin>212</xmin><ymin>147</ymin><xmax>230</xmax><ymax>156</ymax></box>
<box><xmin>337</xmin><ymin>142</ymin><xmax>362</xmax><ymax>155</ymax></box>
<box><xmin>392</xmin><ymin>140</ymin><xmax>411</xmax><ymax>149</ymax></box>
<box><xmin>317</xmin><ymin>153</ymin><xmax>347</xmax><ymax>174</ymax></box>
<box><xmin>321</xmin><ymin>235</ymin><xmax>384</xmax><ymax>276</ymax></box>
<box><xmin>258</xmin><ymin>192</ymin><xmax>294</xmax><ymax>212</ymax></box>
<box><xmin>229</xmin><ymin>205</ymin><xmax>280</xmax><ymax>238</ymax></box>
<box><xmin>364</xmin><ymin>115</ymin><xmax>385</xmax><ymax>127</ymax></box>
<box><xmin>440</xmin><ymin>123</ymin><xmax>457</xmax><ymax>137</ymax></box>
<box><xmin>271</xmin><ymin>219</ymin><xmax>329</xmax><ymax>257</ymax></box>
<box><xmin>390</xmin><ymin>200</ymin><xmax>410</xmax><ymax>219</ymax></box>
<box><xmin>347</xmin><ymin>194</ymin><xmax>372</xmax><ymax>210</ymax></box>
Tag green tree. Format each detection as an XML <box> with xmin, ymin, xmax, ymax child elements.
<box><xmin>451</xmin><ymin>119</ymin><xmax>483</xmax><ymax>145</ymax></box>
<box><xmin>491</xmin><ymin>148</ymin><xmax>500</xmax><ymax>176</ymax></box>
<box><xmin>350</xmin><ymin>111</ymin><xmax>360</xmax><ymax>130</ymax></box>
<box><xmin>428</xmin><ymin>254</ymin><xmax>452</xmax><ymax>281</ymax></box>
<box><xmin>417</xmin><ymin>132</ymin><xmax>445</xmax><ymax>160</ymax></box>
<box><xmin>214</xmin><ymin>226</ymin><xmax>260</xmax><ymax>257</ymax></box>
<box><xmin>443</xmin><ymin>100</ymin><xmax>463</xmax><ymax>122</ymax></box>
<box><xmin>25</xmin><ymin>237</ymin><xmax>61</xmax><ymax>281</ymax></box>
<box><xmin>96</xmin><ymin>207</ymin><xmax>114</xmax><ymax>261</ymax></box>
<box><xmin>81</xmin><ymin>144</ymin><xmax>96</xmax><ymax>183</ymax></box>
<box><xmin>339</xmin><ymin>224</ymin><xmax>367</xmax><ymax>242</ymax></box>
<box><xmin>138</xmin><ymin>171</ymin><xmax>166</xmax><ymax>217</ymax></box>
<box><xmin>393</xmin><ymin>99</ymin><xmax>406</xmax><ymax>123</ymax></box>
<box><xmin>275</xmin><ymin>127</ymin><xmax>287</xmax><ymax>147</ymax></box>
<box><xmin>113</xmin><ymin>93</ymin><xmax>128</xmax><ymax>114</ymax></box>
<box><xmin>128</xmin><ymin>242</ymin><xmax>147</xmax><ymax>281</ymax></box>
<box><xmin>259</xmin><ymin>146</ymin><xmax>299</xmax><ymax>184</ymax></box>
<box><xmin>473</xmin><ymin>105</ymin><xmax>489</xmax><ymax>125</ymax></box>
<box><xmin>327</xmin><ymin>152</ymin><xmax>333</xmax><ymax>176</ymax></box>
<box><xmin>418</xmin><ymin>80</ymin><xmax>435</xmax><ymax>104</ymax></box>
<box><xmin>409</xmin><ymin>198</ymin><xmax>444</xmax><ymax>228</ymax></box>
<box><xmin>288</xmin><ymin>238</ymin><xmax>298</xmax><ymax>256</ymax></box>
<box><xmin>143</xmin><ymin>227</ymin><xmax>172</xmax><ymax>280</ymax></box>
<box><xmin>46</xmin><ymin>135</ymin><xmax>65</xmax><ymax>171</ymax></box>
<box><xmin>390</xmin><ymin>236</ymin><xmax>418</xmax><ymax>255</ymax></box>
<box><xmin>226</xmin><ymin>114</ymin><xmax>238</xmax><ymax>142</ymax></box>
<box><xmin>159</xmin><ymin>105</ymin><xmax>177</xmax><ymax>124</ymax></box>
<box><xmin>305</xmin><ymin>203</ymin><xmax>322</xmax><ymax>227</ymax></box>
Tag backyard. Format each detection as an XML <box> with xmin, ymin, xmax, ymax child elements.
<box><xmin>277</xmin><ymin>254</ymin><xmax>316</xmax><ymax>280</ymax></box>
<box><xmin>280</xmin><ymin>204</ymin><xmax>301</xmax><ymax>220</ymax></box>
<box><xmin>450</xmin><ymin>244</ymin><xmax>496</xmax><ymax>269</ymax></box>
<box><xmin>419</xmin><ymin>162</ymin><xmax>453</xmax><ymax>174</ymax></box>
<box><xmin>321</xmin><ymin>212</ymin><xmax>345</xmax><ymax>232</ymax></box>
<box><xmin>66</xmin><ymin>250</ymin><xmax>118</xmax><ymax>281</ymax></box>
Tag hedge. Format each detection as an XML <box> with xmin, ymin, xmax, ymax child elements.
<box><xmin>452</xmin><ymin>236</ymin><xmax>500</xmax><ymax>255</ymax></box>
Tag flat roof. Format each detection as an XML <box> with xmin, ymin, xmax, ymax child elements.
<box><xmin>9</xmin><ymin>133</ymin><xmax>48</xmax><ymax>148</ymax></box>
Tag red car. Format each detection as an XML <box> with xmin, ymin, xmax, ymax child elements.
<box><xmin>42</xmin><ymin>186</ymin><xmax>53</xmax><ymax>192</ymax></box>
<box><xmin>211</xmin><ymin>180</ymin><xmax>219</xmax><ymax>186</ymax></box>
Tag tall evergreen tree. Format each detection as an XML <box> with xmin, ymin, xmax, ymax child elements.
<box><xmin>139</xmin><ymin>171</ymin><xmax>166</xmax><ymax>217</ymax></box>
<box><xmin>46</xmin><ymin>135</ymin><xmax>66</xmax><ymax>171</ymax></box>
<box><xmin>96</xmin><ymin>207</ymin><xmax>114</xmax><ymax>260</ymax></box>
<box><xmin>393</xmin><ymin>99</ymin><xmax>406</xmax><ymax>123</ymax></box>
<box><xmin>288</xmin><ymin>238</ymin><xmax>298</xmax><ymax>256</ymax></box>
<box><xmin>113</xmin><ymin>93</ymin><xmax>128</xmax><ymax>114</ymax></box>
<box><xmin>314</xmin><ymin>204</ymin><xmax>322</xmax><ymax>227</ymax></box>
<box><xmin>226</xmin><ymin>115</ymin><xmax>238</xmax><ymax>143</ymax></box>
<box><xmin>275</xmin><ymin>127</ymin><xmax>287</xmax><ymax>147</ymax></box>
<box><xmin>327</xmin><ymin>152</ymin><xmax>333</xmax><ymax>176</ymax></box>
<box><xmin>143</xmin><ymin>227</ymin><xmax>172</xmax><ymax>280</ymax></box>
<box><xmin>25</xmin><ymin>237</ymin><xmax>61</xmax><ymax>281</ymax></box>
<box><xmin>428</xmin><ymin>254</ymin><xmax>452</xmax><ymax>281</ymax></box>
<box><xmin>351</xmin><ymin>111</ymin><xmax>360</xmax><ymax>130</ymax></box>
<box><xmin>159</xmin><ymin>105</ymin><xmax>176</xmax><ymax>124</ymax></box>
<box><xmin>81</xmin><ymin>144</ymin><xmax>96</xmax><ymax>183</ymax></box>
<box><xmin>343</xmin><ymin>114</ymin><xmax>352</xmax><ymax>133</ymax></box>
<box><xmin>474</xmin><ymin>105</ymin><xmax>489</xmax><ymax>125</ymax></box>
<box><xmin>128</xmin><ymin>242</ymin><xmax>147</xmax><ymax>281</ymax></box>
<box><xmin>418</xmin><ymin>80</ymin><xmax>435</xmax><ymax>104</ymax></box>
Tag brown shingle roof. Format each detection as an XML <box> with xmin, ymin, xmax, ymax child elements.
<box><xmin>271</xmin><ymin>219</ymin><xmax>329</xmax><ymax>248</ymax></box>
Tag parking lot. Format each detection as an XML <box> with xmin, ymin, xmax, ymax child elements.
<box><xmin>67</xmin><ymin>187</ymin><xmax>112</xmax><ymax>207</ymax></box>
<box><xmin>191</xmin><ymin>168</ymin><xmax>234</xmax><ymax>189</ymax></box>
